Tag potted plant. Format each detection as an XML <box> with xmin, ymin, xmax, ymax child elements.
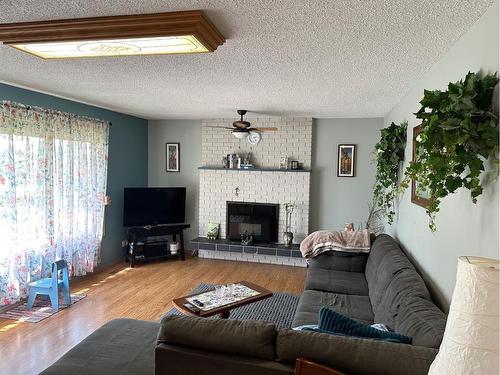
<box><xmin>283</xmin><ymin>202</ymin><xmax>296</xmax><ymax>246</ymax></box>
<box><xmin>373</xmin><ymin>121</ymin><xmax>407</xmax><ymax>224</ymax></box>
<box><xmin>400</xmin><ymin>71</ymin><xmax>499</xmax><ymax>231</ymax></box>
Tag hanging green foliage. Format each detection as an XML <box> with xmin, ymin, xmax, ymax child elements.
<box><xmin>373</xmin><ymin>121</ymin><xmax>407</xmax><ymax>224</ymax></box>
<box><xmin>401</xmin><ymin>71</ymin><xmax>499</xmax><ymax>231</ymax></box>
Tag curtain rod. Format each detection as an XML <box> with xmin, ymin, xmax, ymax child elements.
<box><xmin>2</xmin><ymin>101</ymin><xmax>112</xmax><ymax>126</ymax></box>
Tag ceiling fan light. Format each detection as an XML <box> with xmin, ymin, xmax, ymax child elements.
<box><xmin>232</xmin><ymin>130</ymin><xmax>248</xmax><ymax>139</ymax></box>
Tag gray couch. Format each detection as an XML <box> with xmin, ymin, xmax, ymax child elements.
<box><xmin>294</xmin><ymin>234</ymin><xmax>446</xmax><ymax>348</ymax></box>
<box><xmin>41</xmin><ymin>234</ymin><xmax>446</xmax><ymax>375</ymax></box>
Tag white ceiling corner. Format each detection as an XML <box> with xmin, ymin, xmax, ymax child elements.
<box><xmin>0</xmin><ymin>0</ymin><xmax>495</xmax><ymax>120</ymax></box>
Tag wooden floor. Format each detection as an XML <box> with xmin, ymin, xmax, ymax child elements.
<box><xmin>0</xmin><ymin>257</ymin><xmax>306</xmax><ymax>375</ymax></box>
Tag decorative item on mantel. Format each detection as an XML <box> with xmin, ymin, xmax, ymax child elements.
<box><xmin>283</xmin><ymin>201</ymin><xmax>296</xmax><ymax>247</ymax></box>
<box><xmin>240</xmin><ymin>152</ymin><xmax>255</xmax><ymax>169</ymax></box>
<box><xmin>280</xmin><ymin>156</ymin><xmax>289</xmax><ymax>170</ymax></box>
<box><xmin>223</xmin><ymin>152</ymin><xmax>255</xmax><ymax>169</ymax></box>
<box><xmin>241</xmin><ymin>232</ymin><xmax>253</xmax><ymax>245</ymax></box>
<box><xmin>207</xmin><ymin>222</ymin><xmax>220</xmax><ymax>240</ymax></box>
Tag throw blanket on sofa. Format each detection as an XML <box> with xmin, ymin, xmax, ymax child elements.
<box><xmin>300</xmin><ymin>229</ymin><xmax>371</xmax><ymax>258</ymax></box>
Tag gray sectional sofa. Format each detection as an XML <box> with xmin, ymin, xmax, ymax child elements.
<box><xmin>41</xmin><ymin>234</ymin><xmax>447</xmax><ymax>375</ymax></box>
<box><xmin>294</xmin><ymin>234</ymin><xmax>446</xmax><ymax>348</ymax></box>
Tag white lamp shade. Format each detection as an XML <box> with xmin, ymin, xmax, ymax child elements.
<box><xmin>429</xmin><ymin>256</ymin><xmax>499</xmax><ymax>375</ymax></box>
<box><xmin>232</xmin><ymin>130</ymin><xmax>248</xmax><ymax>139</ymax></box>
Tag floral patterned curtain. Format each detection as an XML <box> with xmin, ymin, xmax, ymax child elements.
<box><xmin>0</xmin><ymin>101</ymin><xmax>109</xmax><ymax>305</ymax></box>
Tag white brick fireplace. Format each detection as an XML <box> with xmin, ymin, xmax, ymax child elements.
<box><xmin>197</xmin><ymin>117</ymin><xmax>312</xmax><ymax>266</ymax></box>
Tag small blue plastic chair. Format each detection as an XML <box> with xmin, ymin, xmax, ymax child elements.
<box><xmin>27</xmin><ymin>260</ymin><xmax>71</xmax><ymax>313</ymax></box>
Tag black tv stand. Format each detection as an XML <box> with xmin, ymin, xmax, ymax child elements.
<box><xmin>126</xmin><ymin>223</ymin><xmax>190</xmax><ymax>267</ymax></box>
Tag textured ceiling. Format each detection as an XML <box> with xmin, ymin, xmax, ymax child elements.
<box><xmin>0</xmin><ymin>0</ymin><xmax>494</xmax><ymax>119</ymax></box>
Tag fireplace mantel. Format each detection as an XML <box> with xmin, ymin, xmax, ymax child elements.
<box><xmin>198</xmin><ymin>166</ymin><xmax>310</xmax><ymax>173</ymax></box>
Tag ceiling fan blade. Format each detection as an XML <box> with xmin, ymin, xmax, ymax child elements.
<box><xmin>233</xmin><ymin>120</ymin><xmax>251</xmax><ymax>129</ymax></box>
<box><xmin>248</xmin><ymin>127</ymin><xmax>278</xmax><ymax>131</ymax></box>
<box><xmin>206</xmin><ymin>125</ymin><xmax>234</xmax><ymax>130</ymax></box>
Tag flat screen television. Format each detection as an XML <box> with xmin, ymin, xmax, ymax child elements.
<box><xmin>123</xmin><ymin>187</ymin><xmax>186</xmax><ymax>227</ymax></box>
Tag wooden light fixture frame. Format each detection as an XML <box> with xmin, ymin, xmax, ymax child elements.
<box><xmin>0</xmin><ymin>10</ymin><xmax>225</xmax><ymax>52</ymax></box>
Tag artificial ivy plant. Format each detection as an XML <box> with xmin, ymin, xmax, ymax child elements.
<box><xmin>373</xmin><ymin>121</ymin><xmax>407</xmax><ymax>224</ymax></box>
<box><xmin>401</xmin><ymin>71</ymin><xmax>499</xmax><ymax>231</ymax></box>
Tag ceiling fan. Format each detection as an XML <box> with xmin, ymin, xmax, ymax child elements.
<box><xmin>206</xmin><ymin>110</ymin><xmax>278</xmax><ymax>140</ymax></box>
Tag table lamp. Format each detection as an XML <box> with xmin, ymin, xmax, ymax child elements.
<box><xmin>429</xmin><ymin>256</ymin><xmax>499</xmax><ymax>374</ymax></box>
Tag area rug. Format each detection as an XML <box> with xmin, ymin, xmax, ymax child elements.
<box><xmin>163</xmin><ymin>283</ymin><xmax>300</xmax><ymax>329</ymax></box>
<box><xmin>0</xmin><ymin>293</ymin><xmax>86</xmax><ymax>323</ymax></box>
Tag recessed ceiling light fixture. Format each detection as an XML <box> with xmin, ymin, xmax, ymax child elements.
<box><xmin>0</xmin><ymin>10</ymin><xmax>225</xmax><ymax>59</ymax></box>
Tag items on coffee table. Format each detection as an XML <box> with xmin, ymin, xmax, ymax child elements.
<box><xmin>172</xmin><ymin>281</ymin><xmax>272</xmax><ymax>319</ymax></box>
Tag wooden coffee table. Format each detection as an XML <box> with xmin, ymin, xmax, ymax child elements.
<box><xmin>172</xmin><ymin>281</ymin><xmax>273</xmax><ymax>319</ymax></box>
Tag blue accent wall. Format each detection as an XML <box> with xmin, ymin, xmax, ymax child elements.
<box><xmin>0</xmin><ymin>83</ymin><xmax>148</xmax><ymax>267</ymax></box>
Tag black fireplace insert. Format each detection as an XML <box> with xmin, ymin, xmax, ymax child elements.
<box><xmin>226</xmin><ymin>201</ymin><xmax>279</xmax><ymax>243</ymax></box>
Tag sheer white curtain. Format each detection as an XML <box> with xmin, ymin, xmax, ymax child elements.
<box><xmin>0</xmin><ymin>101</ymin><xmax>109</xmax><ymax>305</ymax></box>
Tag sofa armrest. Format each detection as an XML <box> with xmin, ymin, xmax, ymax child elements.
<box><xmin>308</xmin><ymin>251</ymin><xmax>368</xmax><ymax>272</ymax></box>
<box><xmin>276</xmin><ymin>329</ymin><xmax>437</xmax><ymax>375</ymax></box>
<box><xmin>158</xmin><ymin>315</ymin><xmax>277</xmax><ymax>360</ymax></box>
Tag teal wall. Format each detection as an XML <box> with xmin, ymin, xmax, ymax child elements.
<box><xmin>0</xmin><ymin>82</ymin><xmax>148</xmax><ymax>267</ymax></box>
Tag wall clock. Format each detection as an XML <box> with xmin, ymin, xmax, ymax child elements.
<box><xmin>248</xmin><ymin>131</ymin><xmax>261</xmax><ymax>145</ymax></box>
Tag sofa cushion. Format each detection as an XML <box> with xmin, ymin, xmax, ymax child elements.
<box><xmin>393</xmin><ymin>296</ymin><xmax>446</xmax><ymax>349</ymax></box>
<box><xmin>365</xmin><ymin>235</ymin><xmax>430</xmax><ymax>312</ymax></box>
<box><xmin>158</xmin><ymin>315</ymin><xmax>277</xmax><ymax>360</ymax></box>
<box><xmin>308</xmin><ymin>251</ymin><xmax>368</xmax><ymax>273</ymax></box>
<box><xmin>305</xmin><ymin>268</ymin><xmax>369</xmax><ymax>296</ymax></box>
<box><xmin>276</xmin><ymin>329</ymin><xmax>438</xmax><ymax>375</ymax></box>
<box><xmin>40</xmin><ymin>318</ymin><xmax>160</xmax><ymax>375</ymax></box>
<box><xmin>292</xmin><ymin>290</ymin><xmax>374</xmax><ymax>328</ymax></box>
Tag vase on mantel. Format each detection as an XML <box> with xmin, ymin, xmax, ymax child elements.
<box><xmin>283</xmin><ymin>231</ymin><xmax>293</xmax><ymax>247</ymax></box>
<box><xmin>283</xmin><ymin>201</ymin><xmax>296</xmax><ymax>247</ymax></box>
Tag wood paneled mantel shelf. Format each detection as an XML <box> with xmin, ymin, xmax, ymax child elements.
<box><xmin>198</xmin><ymin>166</ymin><xmax>310</xmax><ymax>173</ymax></box>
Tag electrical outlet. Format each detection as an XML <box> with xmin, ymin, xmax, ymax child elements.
<box><xmin>121</xmin><ymin>240</ymin><xmax>128</xmax><ymax>248</ymax></box>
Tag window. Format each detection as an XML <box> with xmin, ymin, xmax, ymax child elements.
<box><xmin>0</xmin><ymin>101</ymin><xmax>109</xmax><ymax>305</ymax></box>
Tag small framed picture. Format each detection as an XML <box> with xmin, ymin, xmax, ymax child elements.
<box><xmin>291</xmin><ymin>160</ymin><xmax>299</xmax><ymax>170</ymax></box>
<box><xmin>166</xmin><ymin>143</ymin><xmax>180</xmax><ymax>172</ymax></box>
<box><xmin>337</xmin><ymin>144</ymin><xmax>356</xmax><ymax>177</ymax></box>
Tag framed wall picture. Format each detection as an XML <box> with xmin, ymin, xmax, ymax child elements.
<box><xmin>337</xmin><ymin>144</ymin><xmax>356</xmax><ymax>177</ymax></box>
<box><xmin>166</xmin><ymin>143</ymin><xmax>180</xmax><ymax>172</ymax></box>
<box><xmin>411</xmin><ymin>125</ymin><xmax>431</xmax><ymax>207</ymax></box>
